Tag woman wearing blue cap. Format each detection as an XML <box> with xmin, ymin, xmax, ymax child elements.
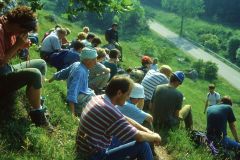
<box><xmin>49</xmin><ymin>47</ymin><xmax>97</xmax><ymax>116</ymax></box>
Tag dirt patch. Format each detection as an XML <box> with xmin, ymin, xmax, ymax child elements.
<box><xmin>155</xmin><ymin>146</ymin><xmax>173</xmax><ymax>160</ymax></box>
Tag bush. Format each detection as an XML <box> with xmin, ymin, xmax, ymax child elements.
<box><xmin>192</xmin><ymin>60</ymin><xmax>218</xmax><ymax>81</ymax></box>
<box><xmin>227</xmin><ymin>36</ymin><xmax>240</xmax><ymax>61</ymax></box>
<box><xmin>200</xmin><ymin>34</ymin><xmax>220</xmax><ymax>52</ymax></box>
<box><xmin>236</xmin><ymin>48</ymin><xmax>240</xmax><ymax>66</ymax></box>
<box><xmin>204</xmin><ymin>61</ymin><xmax>218</xmax><ymax>81</ymax></box>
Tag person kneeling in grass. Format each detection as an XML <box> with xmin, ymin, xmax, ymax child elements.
<box><xmin>49</xmin><ymin>47</ymin><xmax>97</xmax><ymax>116</ymax></box>
<box><xmin>76</xmin><ymin>76</ymin><xmax>161</xmax><ymax>160</ymax></box>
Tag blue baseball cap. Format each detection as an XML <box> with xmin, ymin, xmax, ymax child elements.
<box><xmin>173</xmin><ymin>71</ymin><xmax>185</xmax><ymax>84</ymax></box>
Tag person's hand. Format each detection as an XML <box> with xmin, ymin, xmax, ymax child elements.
<box><xmin>153</xmin><ymin>133</ymin><xmax>161</xmax><ymax>146</ymax></box>
<box><xmin>16</xmin><ymin>33</ymin><xmax>29</xmax><ymax>49</ymax></box>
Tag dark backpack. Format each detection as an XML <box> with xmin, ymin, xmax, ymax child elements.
<box><xmin>190</xmin><ymin>130</ymin><xmax>219</xmax><ymax>155</ymax></box>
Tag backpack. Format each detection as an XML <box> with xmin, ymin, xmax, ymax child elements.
<box><xmin>190</xmin><ymin>130</ymin><xmax>219</xmax><ymax>155</ymax></box>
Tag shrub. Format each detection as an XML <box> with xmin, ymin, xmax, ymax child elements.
<box><xmin>204</xmin><ymin>61</ymin><xmax>218</xmax><ymax>81</ymax></box>
<box><xmin>236</xmin><ymin>48</ymin><xmax>240</xmax><ymax>66</ymax></box>
<box><xmin>227</xmin><ymin>36</ymin><xmax>240</xmax><ymax>62</ymax></box>
<box><xmin>192</xmin><ymin>60</ymin><xmax>218</xmax><ymax>81</ymax></box>
<box><xmin>200</xmin><ymin>34</ymin><xmax>220</xmax><ymax>52</ymax></box>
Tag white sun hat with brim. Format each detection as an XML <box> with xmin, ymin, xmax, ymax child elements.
<box><xmin>130</xmin><ymin>83</ymin><xmax>145</xmax><ymax>99</ymax></box>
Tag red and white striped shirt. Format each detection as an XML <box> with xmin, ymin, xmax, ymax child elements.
<box><xmin>76</xmin><ymin>95</ymin><xmax>137</xmax><ymax>154</ymax></box>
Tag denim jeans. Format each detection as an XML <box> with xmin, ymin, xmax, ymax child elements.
<box><xmin>222</xmin><ymin>136</ymin><xmax>240</xmax><ymax>150</ymax></box>
<box><xmin>89</xmin><ymin>141</ymin><xmax>153</xmax><ymax>160</ymax></box>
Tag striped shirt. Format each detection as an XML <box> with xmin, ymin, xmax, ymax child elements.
<box><xmin>141</xmin><ymin>69</ymin><xmax>169</xmax><ymax>100</ymax></box>
<box><xmin>76</xmin><ymin>95</ymin><xmax>137</xmax><ymax>154</ymax></box>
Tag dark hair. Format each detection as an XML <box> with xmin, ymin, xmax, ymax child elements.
<box><xmin>109</xmin><ymin>49</ymin><xmax>120</xmax><ymax>59</ymax></box>
<box><xmin>170</xmin><ymin>74</ymin><xmax>181</xmax><ymax>83</ymax></box>
<box><xmin>86</xmin><ymin>33</ymin><xmax>95</xmax><ymax>40</ymax></box>
<box><xmin>91</xmin><ymin>37</ymin><xmax>101</xmax><ymax>47</ymax></box>
<box><xmin>112</xmin><ymin>23</ymin><xmax>118</xmax><ymax>27</ymax></box>
<box><xmin>106</xmin><ymin>76</ymin><xmax>133</xmax><ymax>99</ymax></box>
<box><xmin>73</xmin><ymin>40</ymin><xmax>84</xmax><ymax>50</ymax></box>
<box><xmin>6</xmin><ymin>6</ymin><xmax>37</xmax><ymax>32</ymax></box>
<box><xmin>221</xmin><ymin>96</ymin><xmax>232</xmax><ymax>106</ymax></box>
<box><xmin>209</xmin><ymin>84</ymin><xmax>215</xmax><ymax>89</ymax></box>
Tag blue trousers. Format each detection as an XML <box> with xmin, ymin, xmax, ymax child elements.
<box><xmin>89</xmin><ymin>141</ymin><xmax>153</xmax><ymax>160</ymax></box>
<box><xmin>222</xmin><ymin>136</ymin><xmax>240</xmax><ymax>150</ymax></box>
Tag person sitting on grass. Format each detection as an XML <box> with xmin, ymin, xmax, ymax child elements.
<box><xmin>76</xmin><ymin>76</ymin><xmax>161</xmax><ymax>160</ymax></box>
<box><xmin>89</xmin><ymin>48</ymin><xmax>110</xmax><ymax>94</ymax></box>
<box><xmin>150</xmin><ymin>58</ymin><xmax>158</xmax><ymax>71</ymax></box>
<box><xmin>91</xmin><ymin>36</ymin><xmax>102</xmax><ymax>48</ymax></box>
<box><xmin>49</xmin><ymin>47</ymin><xmax>97</xmax><ymax>116</ymax></box>
<box><xmin>206</xmin><ymin>96</ymin><xmax>240</xmax><ymax>152</ymax></box>
<box><xmin>141</xmin><ymin>65</ymin><xmax>172</xmax><ymax>112</ymax></box>
<box><xmin>81</xmin><ymin>32</ymin><xmax>95</xmax><ymax>48</ymax></box>
<box><xmin>138</xmin><ymin>56</ymin><xmax>152</xmax><ymax>75</ymax></box>
<box><xmin>151</xmin><ymin>71</ymin><xmax>193</xmax><ymax>130</ymax></box>
<box><xmin>40</xmin><ymin>28</ymin><xmax>67</xmax><ymax>62</ymax></box>
<box><xmin>0</xmin><ymin>6</ymin><xmax>53</xmax><ymax>130</ymax></box>
<box><xmin>103</xmin><ymin>49</ymin><xmax>120</xmax><ymax>80</ymax></box>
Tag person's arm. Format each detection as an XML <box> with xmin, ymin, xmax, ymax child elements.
<box><xmin>145</xmin><ymin>114</ymin><xmax>153</xmax><ymax>123</ymax></box>
<box><xmin>134</xmin><ymin>130</ymin><xmax>161</xmax><ymax>146</ymax></box>
<box><xmin>125</xmin><ymin>116</ymin><xmax>153</xmax><ymax>134</ymax></box>
<box><xmin>3</xmin><ymin>34</ymin><xmax>28</xmax><ymax>63</ymax></box>
<box><xmin>229</xmin><ymin>122</ymin><xmax>239</xmax><ymax>142</ymax></box>
<box><xmin>175</xmin><ymin>109</ymin><xmax>180</xmax><ymax>118</ymax></box>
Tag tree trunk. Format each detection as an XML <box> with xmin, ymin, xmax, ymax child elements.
<box><xmin>180</xmin><ymin>15</ymin><xmax>184</xmax><ymax>36</ymax></box>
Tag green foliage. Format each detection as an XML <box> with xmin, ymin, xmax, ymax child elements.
<box><xmin>67</xmin><ymin>0</ymin><xmax>134</xmax><ymax>15</ymax></box>
<box><xmin>162</xmin><ymin>0</ymin><xmax>204</xmax><ymax>17</ymax></box>
<box><xmin>200</xmin><ymin>34</ymin><xmax>220</xmax><ymax>52</ymax></box>
<box><xmin>192</xmin><ymin>60</ymin><xmax>218</xmax><ymax>81</ymax></box>
<box><xmin>227</xmin><ymin>36</ymin><xmax>240</xmax><ymax>61</ymax></box>
<box><xmin>204</xmin><ymin>61</ymin><xmax>218</xmax><ymax>81</ymax></box>
<box><xmin>236</xmin><ymin>48</ymin><xmax>240</xmax><ymax>66</ymax></box>
<box><xmin>161</xmin><ymin>0</ymin><xmax>204</xmax><ymax>35</ymax></box>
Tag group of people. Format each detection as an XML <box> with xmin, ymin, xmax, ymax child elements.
<box><xmin>0</xmin><ymin>5</ymin><xmax>239</xmax><ymax>160</ymax></box>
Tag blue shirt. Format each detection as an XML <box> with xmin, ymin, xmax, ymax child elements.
<box><xmin>54</xmin><ymin>62</ymin><xmax>92</xmax><ymax>103</ymax></box>
<box><xmin>117</xmin><ymin>101</ymin><xmax>148</xmax><ymax>124</ymax></box>
<box><xmin>207</xmin><ymin>104</ymin><xmax>236</xmax><ymax>137</ymax></box>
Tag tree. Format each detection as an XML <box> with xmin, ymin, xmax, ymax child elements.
<box><xmin>227</xmin><ymin>36</ymin><xmax>240</xmax><ymax>62</ymax></box>
<box><xmin>162</xmin><ymin>0</ymin><xmax>204</xmax><ymax>36</ymax></box>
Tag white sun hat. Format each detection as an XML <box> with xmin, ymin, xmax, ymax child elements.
<box><xmin>130</xmin><ymin>83</ymin><xmax>145</xmax><ymax>99</ymax></box>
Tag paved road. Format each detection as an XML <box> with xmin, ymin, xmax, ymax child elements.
<box><xmin>149</xmin><ymin>20</ymin><xmax>240</xmax><ymax>91</ymax></box>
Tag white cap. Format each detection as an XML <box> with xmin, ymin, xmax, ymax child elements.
<box><xmin>130</xmin><ymin>83</ymin><xmax>145</xmax><ymax>99</ymax></box>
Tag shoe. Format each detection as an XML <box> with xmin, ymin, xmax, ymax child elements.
<box><xmin>29</xmin><ymin>108</ymin><xmax>54</xmax><ymax>132</ymax></box>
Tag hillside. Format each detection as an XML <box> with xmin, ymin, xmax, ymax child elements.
<box><xmin>0</xmin><ymin>2</ymin><xmax>240</xmax><ymax>160</ymax></box>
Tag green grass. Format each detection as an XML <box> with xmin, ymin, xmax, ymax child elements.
<box><xmin>0</xmin><ymin>4</ymin><xmax>240</xmax><ymax>160</ymax></box>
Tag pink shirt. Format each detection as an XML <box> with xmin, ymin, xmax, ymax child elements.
<box><xmin>0</xmin><ymin>16</ymin><xmax>16</xmax><ymax>65</ymax></box>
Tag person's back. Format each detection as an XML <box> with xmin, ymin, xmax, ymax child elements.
<box><xmin>141</xmin><ymin>69</ymin><xmax>169</xmax><ymax>101</ymax></box>
<box><xmin>207</xmin><ymin>104</ymin><xmax>234</xmax><ymax>137</ymax></box>
<box><xmin>41</xmin><ymin>32</ymin><xmax>61</xmax><ymax>54</ymax></box>
<box><xmin>152</xmin><ymin>84</ymin><xmax>183</xmax><ymax>127</ymax></box>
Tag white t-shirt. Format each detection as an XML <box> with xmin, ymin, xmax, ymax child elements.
<box><xmin>207</xmin><ymin>91</ymin><xmax>220</xmax><ymax>106</ymax></box>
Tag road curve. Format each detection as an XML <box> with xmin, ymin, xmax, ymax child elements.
<box><xmin>149</xmin><ymin>20</ymin><xmax>240</xmax><ymax>91</ymax></box>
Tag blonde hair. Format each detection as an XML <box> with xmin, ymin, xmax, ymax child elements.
<box><xmin>159</xmin><ymin>65</ymin><xmax>172</xmax><ymax>78</ymax></box>
<box><xmin>83</xmin><ymin>26</ymin><xmax>90</xmax><ymax>33</ymax></box>
<box><xmin>96</xmin><ymin>48</ymin><xmax>106</xmax><ymax>59</ymax></box>
<box><xmin>77</xmin><ymin>32</ymin><xmax>87</xmax><ymax>40</ymax></box>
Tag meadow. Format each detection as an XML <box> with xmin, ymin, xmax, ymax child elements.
<box><xmin>0</xmin><ymin>3</ymin><xmax>240</xmax><ymax>160</ymax></box>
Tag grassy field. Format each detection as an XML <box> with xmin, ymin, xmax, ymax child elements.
<box><xmin>0</xmin><ymin>4</ymin><xmax>240</xmax><ymax>160</ymax></box>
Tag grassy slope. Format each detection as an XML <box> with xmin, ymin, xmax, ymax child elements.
<box><xmin>0</xmin><ymin>4</ymin><xmax>240</xmax><ymax>160</ymax></box>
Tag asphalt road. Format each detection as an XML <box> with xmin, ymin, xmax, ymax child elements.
<box><xmin>149</xmin><ymin>20</ymin><xmax>240</xmax><ymax>91</ymax></box>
